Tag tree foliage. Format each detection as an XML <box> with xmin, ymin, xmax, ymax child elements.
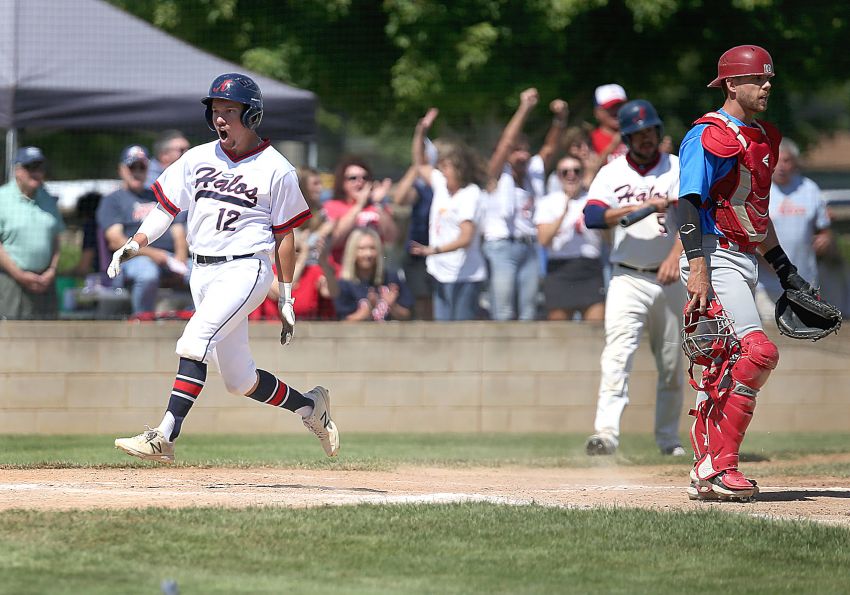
<box><xmin>109</xmin><ymin>0</ymin><xmax>850</xmax><ymax>148</ymax></box>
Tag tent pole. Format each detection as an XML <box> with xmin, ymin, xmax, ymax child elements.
<box><xmin>5</xmin><ymin>129</ymin><xmax>17</xmax><ymax>182</ymax></box>
<box><xmin>307</xmin><ymin>141</ymin><xmax>318</xmax><ymax>168</ymax></box>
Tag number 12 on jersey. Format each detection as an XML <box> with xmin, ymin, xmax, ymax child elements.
<box><xmin>216</xmin><ymin>208</ymin><xmax>240</xmax><ymax>231</ymax></box>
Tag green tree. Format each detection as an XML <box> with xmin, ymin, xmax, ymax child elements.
<box><xmin>109</xmin><ymin>0</ymin><xmax>850</xmax><ymax>149</ymax></box>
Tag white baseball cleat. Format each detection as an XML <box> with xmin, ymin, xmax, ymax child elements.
<box><xmin>115</xmin><ymin>427</ymin><xmax>175</xmax><ymax>463</ymax></box>
<box><xmin>302</xmin><ymin>386</ymin><xmax>340</xmax><ymax>457</ymax></box>
<box><xmin>585</xmin><ymin>433</ymin><xmax>617</xmax><ymax>456</ymax></box>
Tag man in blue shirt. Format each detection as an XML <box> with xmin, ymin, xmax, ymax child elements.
<box><xmin>677</xmin><ymin>45</ymin><xmax>807</xmax><ymax>502</ymax></box>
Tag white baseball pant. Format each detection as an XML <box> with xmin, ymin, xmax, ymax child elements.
<box><xmin>593</xmin><ymin>267</ymin><xmax>686</xmax><ymax>450</ymax></box>
<box><xmin>176</xmin><ymin>253</ymin><xmax>274</xmax><ymax>395</ymax></box>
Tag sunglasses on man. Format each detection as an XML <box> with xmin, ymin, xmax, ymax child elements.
<box><xmin>558</xmin><ymin>167</ymin><xmax>582</xmax><ymax>176</ymax></box>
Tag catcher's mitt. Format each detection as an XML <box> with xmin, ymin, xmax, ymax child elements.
<box><xmin>775</xmin><ymin>286</ymin><xmax>842</xmax><ymax>341</ymax></box>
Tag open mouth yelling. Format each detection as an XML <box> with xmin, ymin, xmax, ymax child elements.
<box><xmin>218</xmin><ymin>128</ymin><xmax>229</xmax><ymax>141</ymax></box>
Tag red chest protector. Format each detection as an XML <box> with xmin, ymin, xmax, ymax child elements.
<box><xmin>695</xmin><ymin>111</ymin><xmax>781</xmax><ymax>251</ymax></box>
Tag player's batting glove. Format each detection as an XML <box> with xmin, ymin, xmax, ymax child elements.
<box><xmin>106</xmin><ymin>239</ymin><xmax>140</xmax><ymax>279</ymax></box>
<box><xmin>279</xmin><ymin>282</ymin><xmax>296</xmax><ymax>346</ymax></box>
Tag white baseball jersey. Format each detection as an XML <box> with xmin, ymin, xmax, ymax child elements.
<box><xmin>152</xmin><ymin>139</ymin><xmax>310</xmax><ymax>256</ymax></box>
<box><xmin>482</xmin><ymin>154</ymin><xmax>545</xmax><ymax>241</ymax></box>
<box><xmin>533</xmin><ymin>190</ymin><xmax>602</xmax><ymax>260</ymax></box>
<box><xmin>425</xmin><ymin>169</ymin><xmax>486</xmax><ymax>283</ymax></box>
<box><xmin>586</xmin><ymin>153</ymin><xmax>680</xmax><ymax>269</ymax></box>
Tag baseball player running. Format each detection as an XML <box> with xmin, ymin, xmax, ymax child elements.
<box><xmin>678</xmin><ymin>45</ymin><xmax>792</xmax><ymax>500</ymax></box>
<box><xmin>112</xmin><ymin>73</ymin><xmax>339</xmax><ymax>462</ymax></box>
<box><xmin>583</xmin><ymin>100</ymin><xmax>686</xmax><ymax>457</ymax></box>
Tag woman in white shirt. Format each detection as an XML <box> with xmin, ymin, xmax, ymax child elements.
<box><xmin>534</xmin><ymin>156</ymin><xmax>605</xmax><ymax>321</ymax></box>
<box><xmin>409</xmin><ymin>109</ymin><xmax>487</xmax><ymax>321</ymax></box>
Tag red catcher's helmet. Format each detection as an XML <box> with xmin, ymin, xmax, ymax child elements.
<box><xmin>707</xmin><ymin>45</ymin><xmax>774</xmax><ymax>88</ymax></box>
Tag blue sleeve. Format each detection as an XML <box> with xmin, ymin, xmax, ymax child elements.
<box><xmin>679</xmin><ymin>124</ymin><xmax>737</xmax><ymax>202</ymax></box>
<box><xmin>333</xmin><ymin>280</ymin><xmax>362</xmax><ymax>319</ymax></box>
<box><xmin>583</xmin><ymin>203</ymin><xmax>608</xmax><ymax>229</ymax></box>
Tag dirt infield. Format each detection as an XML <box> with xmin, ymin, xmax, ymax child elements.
<box><xmin>2</xmin><ymin>458</ymin><xmax>849</xmax><ymax>526</ymax></box>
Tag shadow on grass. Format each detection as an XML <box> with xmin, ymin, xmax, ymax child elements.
<box><xmin>756</xmin><ymin>489</ymin><xmax>850</xmax><ymax>502</ymax></box>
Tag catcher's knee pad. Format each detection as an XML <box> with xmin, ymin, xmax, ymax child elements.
<box><xmin>730</xmin><ymin>331</ymin><xmax>778</xmax><ymax>391</ymax></box>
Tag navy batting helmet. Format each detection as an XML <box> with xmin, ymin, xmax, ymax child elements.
<box><xmin>202</xmin><ymin>73</ymin><xmax>264</xmax><ymax>131</ymax></box>
<box><xmin>618</xmin><ymin>100</ymin><xmax>662</xmax><ymax>136</ymax></box>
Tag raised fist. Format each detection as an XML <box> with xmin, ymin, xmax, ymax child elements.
<box><xmin>520</xmin><ymin>88</ymin><xmax>539</xmax><ymax>109</ymax></box>
<box><xmin>550</xmin><ymin>99</ymin><xmax>568</xmax><ymax>117</ymax></box>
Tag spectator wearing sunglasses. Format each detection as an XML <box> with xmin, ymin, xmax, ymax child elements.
<box><xmin>535</xmin><ymin>156</ymin><xmax>604</xmax><ymax>321</ymax></box>
<box><xmin>146</xmin><ymin>130</ymin><xmax>191</xmax><ymax>187</ymax></box>
<box><xmin>325</xmin><ymin>156</ymin><xmax>398</xmax><ymax>264</ymax></box>
<box><xmin>0</xmin><ymin>147</ymin><xmax>64</xmax><ymax>319</ymax></box>
<box><xmin>96</xmin><ymin>145</ymin><xmax>189</xmax><ymax>314</ymax></box>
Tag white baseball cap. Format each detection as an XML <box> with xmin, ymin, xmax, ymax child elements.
<box><xmin>594</xmin><ymin>84</ymin><xmax>628</xmax><ymax>109</ymax></box>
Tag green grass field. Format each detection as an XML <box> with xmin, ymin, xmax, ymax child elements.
<box><xmin>1</xmin><ymin>431</ymin><xmax>848</xmax><ymax>471</ymax></box>
<box><xmin>1</xmin><ymin>432</ymin><xmax>849</xmax><ymax>594</ymax></box>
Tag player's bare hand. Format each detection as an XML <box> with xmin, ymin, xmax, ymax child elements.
<box><xmin>646</xmin><ymin>196</ymin><xmax>669</xmax><ymax>213</ymax></box>
<box><xmin>419</xmin><ymin>108</ymin><xmax>439</xmax><ymax>129</ymax></box>
<box><xmin>685</xmin><ymin>259</ymin><xmax>711</xmax><ymax>314</ymax></box>
<box><xmin>656</xmin><ymin>255</ymin><xmax>680</xmax><ymax>286</ymax></box>
<box><xmin>520</xmin><ymin>88</ymin><xmax>539</xmax><ymax>109</ymax></box>
<box><xmin>550</xmin><ymin>99</ymin><xmax>568</xmax><ymax>118</ymax></box>
<box><xmin>279</xmin><ymin>297</ymin><xmax>296</xmax><ymax>346</ymax></box>
<box><xmin>107</xmin><ymin>239</ymin><xmax>140</xmax><ymax>279</ymax></box>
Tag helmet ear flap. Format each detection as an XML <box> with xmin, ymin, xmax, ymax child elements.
<box><xmin>204</xmin><ymin>103</ymin><xmax>215</xmax><ymax>132</ymax></box>
<box><xmin>241</xmin><ymin>105</ymin><xmax>263</xmax><ymax>130</ymax></box>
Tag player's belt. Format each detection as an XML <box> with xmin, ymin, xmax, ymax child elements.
<box><xmin>193</xmin><ymin>253</ymin><xmax>256</xmax><ymax>265</ymax></box>
<box><xmin>616</xmin><ymin>262</ymin><xmax>659</xmax><ymax>274</ymax></box>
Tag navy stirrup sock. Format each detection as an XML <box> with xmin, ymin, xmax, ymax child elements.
<box><xmin>248</xmin><ymin>369</ymin><xmax>312</xmax><ymax>412</ymax></box>
<box><xmin>166</xmin><ymin>357</ymin><xmax>207</xmax><ymax>440</ymax></box>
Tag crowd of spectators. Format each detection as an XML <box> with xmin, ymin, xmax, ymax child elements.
<box><xmin>2</xmin><ymin>84</ymin><xmax>845</xmax><ymax>322</ymax></box>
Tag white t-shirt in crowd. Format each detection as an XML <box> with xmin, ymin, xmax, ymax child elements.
<box><xmin>153</xmin><ymin>139</ymin><xmax>310</xmax><ymax>256</ymax></box>
<box><xmin>585</xmin><ymin>153</ymin><xmax>679</xmax><ymax>269</ymax></box>
<box><xmin>482</xmin><ymin>154</ymin><xmax>545</xmax><ymax>241</ymax></box>
<box><xmin>425</xmin><ymin>169</ymin><xmax>487</xmax><ymax>283</ymax></box>
<box><xmin>533</xmin><ymin>190</ymin><xmax>601</xmax><ymax>260</ymax></box>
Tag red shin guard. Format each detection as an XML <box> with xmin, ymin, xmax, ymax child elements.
<box><xmin>692</xmin><ymin>331</ymin><xmax>778</xmax><ymax>479</ymax></box>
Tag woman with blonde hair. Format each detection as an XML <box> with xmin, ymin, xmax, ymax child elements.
<box><xmin>334</xmin><ymin>227</ymin><xmax>412</xmax><ymax>321</ymax></box>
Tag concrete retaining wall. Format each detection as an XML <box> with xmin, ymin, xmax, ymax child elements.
<box><xmin>1</xmin><ymin>321</ymin><xmax>847</xmax><ymax>435</ymax></box>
